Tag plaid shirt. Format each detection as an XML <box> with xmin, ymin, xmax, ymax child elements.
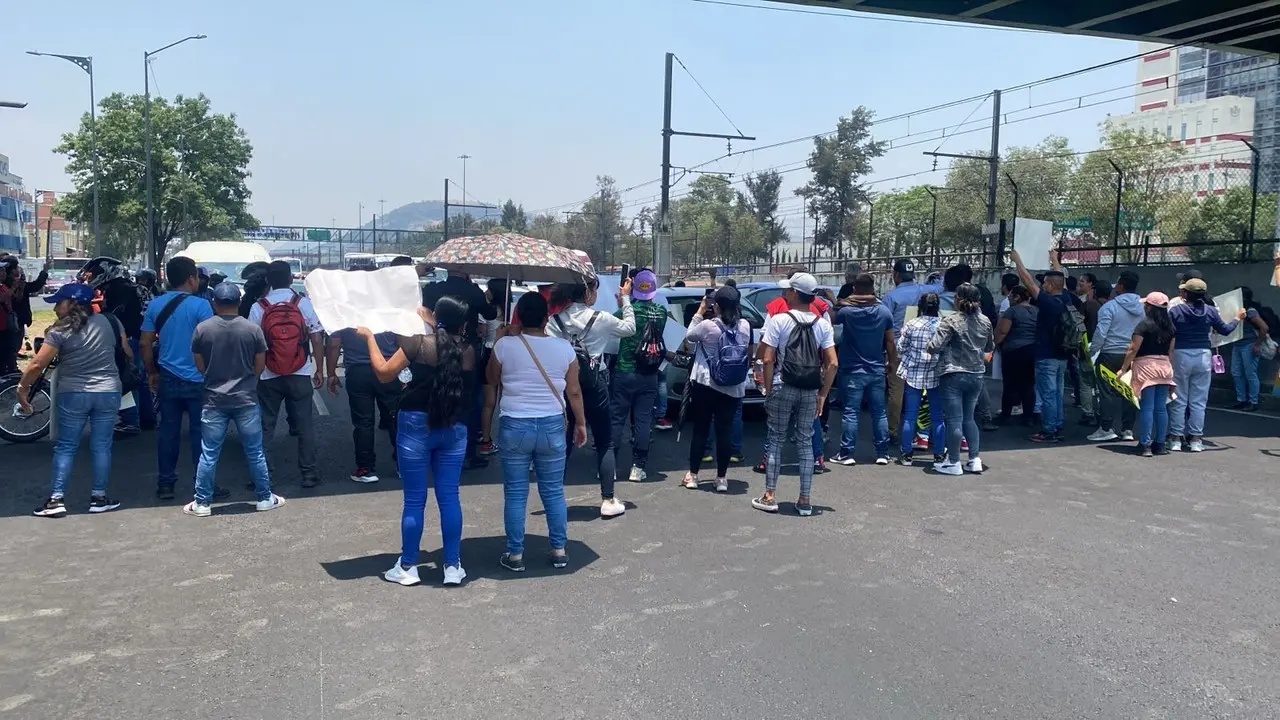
<box><xmin>896</xmin><ymin>315</ymin><xmax>941</xmax><ymax>389</ymax></box>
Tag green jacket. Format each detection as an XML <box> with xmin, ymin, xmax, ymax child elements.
<box><xmin>615</xmin><ymin>299</ymin><xmax>667</xmax><ymax>372</ymax></box>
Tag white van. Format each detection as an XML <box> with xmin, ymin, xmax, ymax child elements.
<box><xmin>174</xmin><ymin>241</ymin><xmax>271</xmax><ymax>281</ymax></box>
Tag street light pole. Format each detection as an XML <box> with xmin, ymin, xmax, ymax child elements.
<box><xmin>458</xmin><ymin>154</ymin><xmax>471</xmax><ymax>232</ymax></box>
<box><xmin>26</xmin><ymin>51</ymin><xmax>99</xmax><ymax>256</ymax></box>
<box><xmin>144</xmin><ymin>34</ymin><xmax>206</xmax><ymax>270</ymax></box>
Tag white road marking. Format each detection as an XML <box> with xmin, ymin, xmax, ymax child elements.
<box><xmin>313</xmin><ymin>389</ymin><xmax>330</xmax><ymax>416</ymax></box>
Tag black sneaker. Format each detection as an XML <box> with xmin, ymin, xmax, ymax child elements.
<box><xmin>1140</xmin><ymin>445</ymin><xmax>1154</xmax><ymax>458</ymax></box>
<box><xmin>548</xmin><ymin>552</ymin><xmax>569</xmax><ymax>569</ymax></box>
<box><xmin>212</xmin><ymin>485</ymin><xmax>231</xmax><ymax>500</ymax></box>
<box><xmin>1153</xmin><ymin>443</ymin><xmax>1170</xmax><ymax>456</ymax></box>
<box><xmin>88</xmin><ymin>496</ymin><xmax>122</xmax><ymax>514</ymax></box>
<box><xmin>300</xmin><ymin>476</ymin><xmax>321</xmax><ymax>489</ymax></box>
<box><xmin>932</xmin><ymin>453</ymin><xmax>946</xmax><ymax>465</ymax></box>
<box><xmin>813</xmin><ymin>457</ymin><xmax>829</xmax><ymax>474</ymax></box>
<box><xmin>1232</xmin><ymin>401</ymin><xmax>1250</xmax><ymax>410</ymax></box>
<box><xmin>500</xmin><ymin>553</ymin><xmax>526</xmax><ymax>572</ymax></box>
<box><xmin>1245</xmin><ymin>403</ymin><xmax>1259</xmax><ymax>413</ymax></box>
<box><xmin>156</xmin><ymin>483</ymin><xmax>176</xmax><ymax>501</ymax></box>
<box><xmin>33</xmin><ymin>497</ymin><xmax>67</xmax><ymax>518</ymax></box>
<box><xmin>753</xmin><ymin>459</ymin><xmax>766</xmax><ymax>474</ymax></box>
<box><xmin>898</xmin><ymin>453</ymin><xmax>914</xmax><ymax>466</ymax></box>
<box><xmin>831</xmin><ymin>452</ymin><xmax>857</xmax><ymax>466</ymax></box>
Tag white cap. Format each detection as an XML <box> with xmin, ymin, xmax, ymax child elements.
<box><xmin>779</xmin><ymin>272</ymin><xmax>819</xmax><ymax>295</ymax></box>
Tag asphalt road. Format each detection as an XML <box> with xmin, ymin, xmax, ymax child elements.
<box><xmin>2</xmin><ymin>384</ymin><xmax>1279</xmax><ymax>719</ymax></box>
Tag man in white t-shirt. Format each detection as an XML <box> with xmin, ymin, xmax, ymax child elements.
<box><xmin>250</xmin><ymin>261</ymin><xmax>327</xmax><ymax>488</ymax></box>
<box><xmin>752</xmin><ymin>273</ymin><xmax>838</xmax><ymax>517</ymax></box>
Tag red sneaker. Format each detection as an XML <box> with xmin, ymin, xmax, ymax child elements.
<box><xmin>477</xmin><ymin>440</ymin><xmax>498</xmax><ymax>456</ymax></box>
<box><xmin>655</xmin><ymin>418</ymin><xmax>674</xmax><ymax>431</ymax></box>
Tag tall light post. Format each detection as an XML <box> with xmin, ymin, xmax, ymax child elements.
<box><xmin>26</xmin><ymin>51</ymin><xmax>100</xmax><ymax>256</ymax></box>
<box><xmin>144</xmin><ymin>34</ymin><xmax>206</xmax><ymax>270</ymax></box>
<box><xmin>458</xmin><ymin>154</ymin><xmax>471</xmax><ymax>232</ymax></box>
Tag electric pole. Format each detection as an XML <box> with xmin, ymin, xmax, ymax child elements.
<box><xmin>923</xmin><ymin>88</ymin><xmax>1001</xmax><ymax>268</ymax></box>
<box><xmin>657</xmin><ymin>52</ymin><xmax>755</xmax><ymax>286</ymax></box>
<box><xmin>443</xmin><ymin>178</ymin><xmax>495</xmax><ymax>243</ymax></box>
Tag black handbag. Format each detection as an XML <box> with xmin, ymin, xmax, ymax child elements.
<box><xmin>104</xmin><ymin>314</ymin><xmax>141</xmax><ymax>394</ymax></box>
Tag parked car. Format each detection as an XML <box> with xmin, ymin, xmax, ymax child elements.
<box><xmin>735</xmin><ymin>280</ymin><xmax>844</xmax><ymax>346</ymax></box>
<box><xmin>658</xmin><ymin>286</ymin><xmax>768</xmax><ymax>407</ymax></box>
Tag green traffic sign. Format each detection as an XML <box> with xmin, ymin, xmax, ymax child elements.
<box><xmin>1054</xmin><ymin>217</ymin><xmax>1092</xmax><ymax>230</ymax></box>
<box><xmin>306</xmin><ymin>229</ymin><xmax>331</xmax><ymax>242</ymax></box>
<box><xmin>1119</xmin><ymin>211</ymin><xmax>1154</xmax><ymax>231</ymax></box>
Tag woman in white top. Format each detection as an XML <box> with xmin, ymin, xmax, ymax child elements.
<box><xmin>547</xmin><ymin>277</ymin><xmax>636</xmax><ymax>518</ymax></box>
<box><xmin>482</xmin><ymin>291</ymin><xmax>587</xmax><ymax>573</ymax></box>
<box><xmin>681</xmin><ymin>286</ymin><xmax>752</xmax><ymax>493</ymax></box>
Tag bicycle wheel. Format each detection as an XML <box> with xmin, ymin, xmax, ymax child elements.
<box><xmin>0</xmin><ymin>378</ymin><xmax>52</xmax><ymax>443</ymax></box>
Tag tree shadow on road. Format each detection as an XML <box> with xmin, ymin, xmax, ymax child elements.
<box><xmin>319</xmin><ymin>535</ymin><xmax>600</xmax><ymax>583</ymax></box>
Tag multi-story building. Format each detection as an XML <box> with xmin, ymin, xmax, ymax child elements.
<box><xmin>1110</xmin><ymin>94</ymin><xmax>1256</xmax><ymax>196</ymax></box>
<box><xmin>21</xmin><ymin>190</ymin><xmax>88</xmax><ymax>258</ymax></box>
<box><xmin>1135</xmin><ymin>42</ymin><xmax>1280</xmax><ymax>194</ymax></box>
<box><xmin>0</xmin><ymin>153</ymin><xmax>26</xmax><ymax>254</ymax></box>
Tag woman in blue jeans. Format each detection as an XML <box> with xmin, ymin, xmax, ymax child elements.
<box><xmin>1168</xmin><ymin>278</ymin><xmax>1243</xmax><ymax>451</ymax></box>
<box><xmin>896</xmin><ymin>292</ymin><xmax>945</xmax><ymax>465</ymax></box>
<box><xmin>17</xmin><ymin>283</ymin><xmax>128</xmax><ymax>518</ymax></box>
<box><xmin>1230</xmin><ymin>287</ymin><xmax>1270</xmax><ymax>412</ymax></box>
<box><xmin>482</xmin><ymin>291</ymin><xmax>588</xmax><ymax>572</ymax></box>
<box><xmin>1119</xmin><ymin>292</ymin><xmax>1178</xmax><ymax>457</ymax></box>
<box><xmin>926</xmin><ymin>284</ymin><xmax>993</xmax><ymax>476</ymax></box>
<box><xmin>361</xmin><ymin>296</ymin><xmax>474</xmax><ymax>587</ymax></box>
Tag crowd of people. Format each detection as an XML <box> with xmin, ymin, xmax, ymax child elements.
<box><xmin>6</xmin><ymin>249</ymin><xmax>1279</xmax><ymax>586</ymax></box>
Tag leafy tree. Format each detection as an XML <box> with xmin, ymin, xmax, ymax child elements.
<box><xmin>54</xmin><ymin>92</ymin><xmax>256</xmax><ymax>268</ymax></box>
<box><xmin>794</xmin><ymin>106</ymin><xmax>886</xmax><ymax>252</ymax></box>
<box><xmin>446</xmin><ymin>212</ymin><xmax>475</xmax><ymax>239</ymax></box>
<box><xmin>742</xmin><ymin>170</ymin><xmax>789</xmax><ymax>252</ymax></box>
<box><xmin>499</xmin><ymin>199</ymin><xmax>528</xmax><ymax>233</ymax></box>
<box><xmin>871</xmin><ymin>186</ymin><xmax>935</xmax><ymax>259</ymax></box>
<box><xmin>527</xmin><ymin>212</ymin><xmax>567</xmax><ymax>245</ymax></box>
<box><xmin>671</xmin><ymin>175</ymin><xmax>766</xmax><ymax>267</ymax></box>
<box><xmin>565</xmin><ymin>176</ymin><xmax>628</xmax><ymax>265</ymax></box>
<box><xmin>1182</xmin><ymin>187</ymin><xmax>1279</xmax><ymax>262</ymax></box>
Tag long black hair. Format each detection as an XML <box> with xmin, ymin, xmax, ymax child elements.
<box><xmin>715</xmin><ymin>289</ymin><xmax>741</xmax><ymax>329</ymax></box>
<box><xmin>1144</xmin><ymin>303</ymin><xmax>1175</xmax><ymax>345</ymax></box>
<box><xmin>427</xmin><ymin>295</ymin><xmax>469</xmax><ymax>429</ymax></box>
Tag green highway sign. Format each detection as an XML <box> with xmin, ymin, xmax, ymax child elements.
<box><xmin>1119</xmin><ymin>211</ymin><xmax>1154</xmax><ymax>231</ymax></box>
<box><xmin>306</xmin><ymin>229</ymin><xmax>331</xmax><ymax>242</ymax></box>
<box><xmin>1054</xmin><ymin>217</ymin><xmax>1092</xmax><ymax>230</ymax></box>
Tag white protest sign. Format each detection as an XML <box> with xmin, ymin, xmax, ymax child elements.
<box><xmin>1211</xmin><ymin>288</ymin><xmax>1243</xmax><ymax>348</ymax></box>
<box><xmin>304</xmin><ymin>267</ymin><xmax>425</xmax><ymax>336</ymax></box>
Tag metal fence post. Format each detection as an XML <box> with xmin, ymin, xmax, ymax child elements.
<box><xmin>1108</xmin><ymin>160</ymin><xmax>1123</xmax><ymax>267</ymax></box>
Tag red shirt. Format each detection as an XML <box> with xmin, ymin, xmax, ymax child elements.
<box><xmin>765</xmin><ymin>295</ymin><xmax>830</xmax><ymax>318</ymax></box>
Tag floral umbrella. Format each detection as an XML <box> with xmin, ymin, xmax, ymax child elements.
<box><xmin>422</xmin><ymin>233</ymin><xmax>595</xmax><ymax>284</ymax></box>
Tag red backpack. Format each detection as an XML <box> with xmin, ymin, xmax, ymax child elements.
<box><xmin>257</xmin><ymin>292</ymin><xmax>308</xmax><ymax>375</ymax></box>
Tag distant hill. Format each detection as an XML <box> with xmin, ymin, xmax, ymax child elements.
<box><xmin>365</xmin><ymin>200</ymin><xmax>496</xmax><ymax>231</ymax></box>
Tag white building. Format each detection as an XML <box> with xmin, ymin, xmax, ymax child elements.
<box><xmin>1110</xmin><ymin>94</ymin><xmax>1256</xmax><ymax>196</ymax></box>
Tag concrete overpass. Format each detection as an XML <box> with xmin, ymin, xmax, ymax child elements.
<box><xmin>766</xmin><ymin>1</ymin><xmax>1280</xmax><ymax>56</ymax></box>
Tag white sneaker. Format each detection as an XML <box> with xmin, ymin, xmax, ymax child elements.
<box><xmin>183</xmin><ymin>501</ymin><xmax>211</xmax><ymax>517</ymax></box>
<box><xmin>443</xmin><ymin>564</ymin><xmax>466</xmax><ymax>586</ymax></box>
<box><xmin>715</xmin><ymin>477</ymin><xmax>729</xmax><ymax>493</ymax></box>
<box><xmin>934</xmin><ymin>462</ymin><xmax>963</xmax><ymax>476</ymax></box>
<box><xmin>874</xmin><ymin>456</ymin><xmax>891</xmax><ymax>466</ymax></box>
<box><xmin>964</xmin><ymin>458</ymin><xmax>984</xmax><ymax>474</ymax></box>
<box><xmin>1088</xmin><ymin>428</ymin><xmax>1119</xmax><ymax>442</ymax></box>
<box><xmin>1120</xmin><ymin>430</ymin><xmax>1135</xmax><ymax>441</ymax></box>
<box><xmin>628</xmin><ymin>466</ymin><xmax>647</xmax><ymax>483</ymax></box>
<box><xmin>1168</xmin><ymin>439</ymin><xmax>1183</xmax><ymax>452</ymax></box>
<box><xmin>255</xmin><ymin>494</ymin><xmax>286</xmax><ymax>512</ymax></box>
<box><xmin>384</xmin><ymin>561</ymin><xmax>421</xmax><ymax>586</ymax></box>
<box><xmin>1188</xmin><ymin>439</ymin><xmax>1205</xmax><ymax>453</ymax></box>
<box><xmin>600</xmin><ymin>498</ymin><xmax>626</xmax><ymax>518</ymax></box>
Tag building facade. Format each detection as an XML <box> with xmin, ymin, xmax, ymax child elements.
<box><xmin>0</xmin><ymin>153</ymin><xmax>26</xmax><ymax>254</ymax></box>
<box><xmin>1110</xmin><ymin>94</ymin><xmax>1256</xmax><ymax>196</ymax></box>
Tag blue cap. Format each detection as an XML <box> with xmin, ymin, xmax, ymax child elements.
<box><xmin>44</xmin><ymin>283</ymin><xmax>95</xmax><ymax>305</ymax></box>
<box><xmin>211</xmin><ymin>282</ymin><xmax>242</xmax><ymax>304</ymax></box>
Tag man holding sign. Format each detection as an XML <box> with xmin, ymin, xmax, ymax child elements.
<box><xmin>1010</xmin><ymin>248</ymin><xmax>1086</xmax><ymax>444</ymax></box>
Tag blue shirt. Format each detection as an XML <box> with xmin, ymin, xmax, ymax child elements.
<box><xmin>881</xmin><ymin>280</ymin><xmax>943</xmax><ymax>335</ymax></box>
<box><xmin>1169</xmin><ymin>302</ymin><xmax>1237</xmax><ymax>350</ymax></box>
<box><xmin>837</xmin><ymin>303</ymin><xmax>895</xmax><ymax>375</ymax></box>
<box><xmin>334</xmin><ymin>327</ymin><xmax>398</xmax><ymax>366</ymax></box>
<box><xmin>142</xmin><ymin>292</ymin><xmax>214</xmax><ymax>382</ymax></box>
<box><xmin>1031</xmin><ymin>292</ymin><xmax>1074</xmax><ymax>361</ymax></box>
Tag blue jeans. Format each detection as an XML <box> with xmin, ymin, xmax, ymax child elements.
<box><xmin>1139</xmin><ymin>384</ymin><xmax>1170</xmax><ymax>447</ymax></box>
<box><xmin>499</xmin><ymin>415</ymin><xmax>568</xmax><ymax>556</ymax></box>
<box><xmin>839</xmin><ymin>371</ymin><xmax>889</xmax><ymax>457</ymax></box>
<box><xmin>157</xmin><ymin>371</ymin><xmax>203</xmax><ymax>487</ymax></box>
<box><xmin>396</xmin><ymin>410</ymin><xmax>466</xmax><ymax>567</ymax></box>
<box><xmin>1034</xmin><ymin>358</ymin><xmax>1067</xmax><ymax>433</ymax></box>
<box><xmin>1169</xmin><ymin>349</ymin><xmax>1212</xmax><ymax>438</ymax></box>
<box><xmin>1231</xmin><ymin>341</ymin><xmax>1260</xmax><ymax>404</ymax></box>
<box><xmin>703</xmin><ymin>400</ymin><xmax>743</xmax><ymax>457</ymax></box>
<box><xmin>938</xmin><ymin>372</ymin><xmax>982</xmax><ymax>463</ymax></box>
<box><xmin>51</xmin><ymin>391</ymin><xmax>118</xmax><ymax>498</ymax></box>
<box><xmin>901</xmin><ymin>384</ymin><xmax>944</xmax><ymax>456</ymax></box>
<box><xmin>654</xmin><ymin>368</ymin><xmax>669</xmax><ymax>419</ymax></box>
<box><xmin>118</xmin><ymin>337</ymin><xmax>155</xmax><ymax>428</ymax></box>
<box><xmin>194</xmin><ymin>405</ymin><xmax>271</xmax><ymax>505</ymax></box>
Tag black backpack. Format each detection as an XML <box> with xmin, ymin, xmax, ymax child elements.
<box><xmin>780</xmin><ymin>311</ymin><xmax>823</xmax><ymax>389</ymax></box>
<box><xmin>103</xmin><ymin>314</ymin><xmax>141</xmax><ymax>395</ymax></box>
<box><xmin>632</xmin><ymin>318</ymin><xmax>665</xmax><ymax>375</ymax></box>
<box><xmin>555</xmin><ymin>311</ymin><xmax>606</xmax><ymax>391</ymax></box>
<box><xmin>1050</xmin><ymin>296</ymin><xmax>1085</xmax><ymax>357</ymax></box>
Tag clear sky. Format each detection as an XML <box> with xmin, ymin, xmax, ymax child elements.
<box><xmin>5</xmin><ymin>0</ymin><xmax>1140</xmax><ymax>234</ymax></box>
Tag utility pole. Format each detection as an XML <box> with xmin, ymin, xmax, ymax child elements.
<box><xmin>458</xmin><ymin>154</ymin><xmax>471</xmax><ymax>233</ymax></box>
<box><xmin>143</xmin><ymin>34</ymin><xmax>206</xmax><ymax>270</ymax></box>
<box><xmin>443</xmin><ymin>178</ymin><xmax>495</xmax><ymax>243</ymax></box>
<box><xmin>922</xmin><ymin>88</ymin><xmax>1001</xmax><ymax>267</ymax></box>
<box><xmin>372</xmin><ymin>214</ymin><xmax>377</xmax><ymax>255</ymax></box>
<box><xmin>26</xmin><ymin>51</ymin><xmax>99</xmax><ymax>256</ymax></box>
<box><xmin>657</xmin><ymin>52</ymin><xmax>755</xmax><ymax>286</ymax></box>
<box><xmin>563</xmin><ymin>189</ymin><xmax>609</xmax><ymax>267</ymax></box>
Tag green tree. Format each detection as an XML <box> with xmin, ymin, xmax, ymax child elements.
<box><xmin>54</xmin><ymin>92</ymin><xmax>256</xmax><ymax>268</ymax></box>
<box><xmin>499</xmin><ymin>199</ymin><xmax>528</xmax><ymax>233</ymax></box>
<box><xmin>565</xmin><ymin>176</ymin><xmax>628</xmax><ymax>265</ymax></box>
<box><xmin>1182</xmin><ymin>187</ymin><xmax>1279</xmax><ymax>262</ymax></box>
<box><xmin>742</xmin><ymin>170</ymin><xmax>790</xmax><ymax>252</ymax></box>
<box><xmin>794</xmin><ymin>106</ymin><xmax>886</xmax><ymax>251</ymax></box>
<box><xmin>671</xmin><ymin>175</ymin><xmax>766</xmax><ymax>267</ymax></box>
<box><xmin>527</xmin><ymin>212</ymin><xmax>567</xmax><ymax>245</ymax></box>
<box><xmin>871</xmin><ymin>186</ymin><xmax>935</xmax><ymax>259</ymax></box>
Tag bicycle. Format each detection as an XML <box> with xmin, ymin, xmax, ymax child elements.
<box><xmin>0</xmin><ymin>337</ymin><xmax>56</xmax><ymax>444</ymax></box>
